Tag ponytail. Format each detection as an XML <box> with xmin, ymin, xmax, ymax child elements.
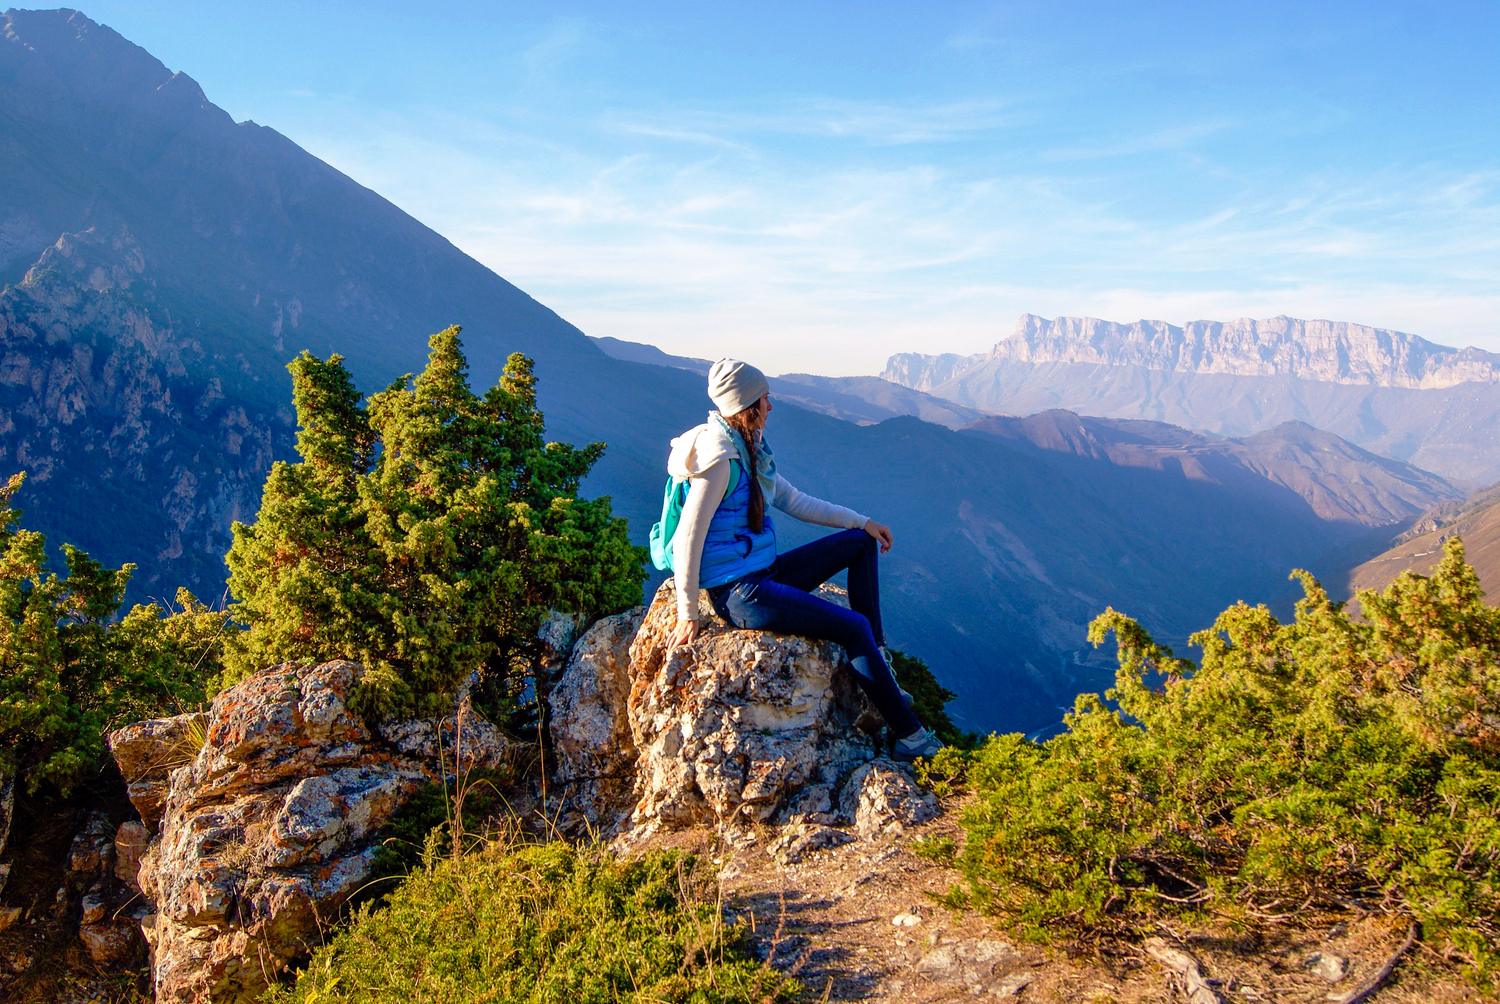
<box><xmin>725</xmin><ymin>401</ymin><xmax>765</xmax><ymax>533</ymax></box>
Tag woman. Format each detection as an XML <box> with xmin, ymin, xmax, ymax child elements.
<box><xmin>663</xmin><ymin>357</ymin><xmax>944</xmax><ymax>761</ymax></box>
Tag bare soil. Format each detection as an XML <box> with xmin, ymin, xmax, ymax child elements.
<box><xmin>649</xmin><ymin>804</ymin><xmax>1483</xmax><ymax>1003</ymax></box>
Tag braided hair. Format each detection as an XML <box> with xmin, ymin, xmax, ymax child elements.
<box><xmin>724</xmin><ymin>399</ymin><xmax>766</xmax><ymax>533</ymax></box>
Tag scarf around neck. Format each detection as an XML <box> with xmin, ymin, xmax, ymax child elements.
<box><xmin>710</xmin><ymin>411</ymin><xmax>776</xmax><ymax>500</ymax></box>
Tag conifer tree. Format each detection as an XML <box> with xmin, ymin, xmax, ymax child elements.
<box><xmin>0</xmin><ymin>473</ymin><xmax>227</xmax><ymax>797</ymax></box>
<box><xmin>223</xmin><ymin>327</ymin><xmax>644</xmax><ymax>719</ymax></box>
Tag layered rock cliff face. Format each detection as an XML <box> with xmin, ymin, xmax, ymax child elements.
<box><xmin>889</xmin><ymin>314</ymin><xmax>1500</xmax><ymax>391</ymax></box>
<box><xmin>884</xmin><ymin>314</ymin><xmax>1500</xmax><ymax>483</ymax></box>
<box><xmin>0</xmin><ymin>226</ymin><xmax>292</xmax><ymax>597</ymax></box>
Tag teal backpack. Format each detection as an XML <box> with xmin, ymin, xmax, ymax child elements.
<box><xmin>649</xmin><ymin>461</ymin><xmax>741</xmax><ymax>571</ymax></box>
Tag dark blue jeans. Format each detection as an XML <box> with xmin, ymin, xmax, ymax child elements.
<box><xmin>708</xmin><ymin>528</ymin><xmax>921</xmax><ymax>738</ymax></box>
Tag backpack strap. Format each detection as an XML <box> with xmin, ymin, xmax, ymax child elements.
<box><xmin>649</xmin><ymin>458</ymin><xmax>743</xmax><ymax>572</ymax></box>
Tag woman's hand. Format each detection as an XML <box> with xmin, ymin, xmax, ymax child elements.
<box><xmin>863</xmin><ymin>518</ymin><xmax>894</xmax><ymax>553</ymax></box>
<box><xmin>667</xmin><ymin>617</ymin><xmax>701</xmax><ymax>652</ymax></box>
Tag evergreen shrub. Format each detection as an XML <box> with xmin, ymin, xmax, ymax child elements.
<box><xmin>887</xmin><ymin>647</ymin><xmax>976</xmax><ymax>748</ymax></box>
<box><xmin>221</xmin><ymin>328</ymin><xmax>645</xmax><ymax>719</ymax></box>
<box><xmin>0</xmin><ymin>473</ymin><xmax>230</xmax><ymax>797</ymax></box>
<box><xmin>927</xmin><ymin>538</ymin><xmax>1500</xmax><ymax>986</ymax></box>
<box><xmin>269</xmin><ymin>840</ymin><xmax>796</xmax><ymax>1004</ymax></box>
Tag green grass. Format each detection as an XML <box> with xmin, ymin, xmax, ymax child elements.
<box><xmin>267</xmin><ymin>839</ymin><xmax>797</xmax><ymax>1004</ymax></box>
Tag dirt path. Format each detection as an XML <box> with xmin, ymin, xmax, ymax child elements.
<box><xmin>657</xmin><ymin>809</ymin><xmax>1479</xmax><ymax>1003</ymax></box>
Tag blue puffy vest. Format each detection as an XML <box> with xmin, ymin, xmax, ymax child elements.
<box><xmin>699</xmin><ymin>462</ymin><xmax>777</xmax><ymax>588</ymax></box>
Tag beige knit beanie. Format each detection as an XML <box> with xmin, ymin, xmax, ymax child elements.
<box><xmin>706</xmin><ymin>358</ymin><xmax>769</xmax><ymax>416</ymax></box>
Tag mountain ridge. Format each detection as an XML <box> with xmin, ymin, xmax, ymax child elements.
<box><xmin>1344</xmin><ymin>485</ymin><xmax>1500</xmax><ymax>601</ymax></box>
<box><xmin>888</xmin><ymin>313</ymin><xmax>1500</xmax><ymax>391</ymax></box>
<box><xmin>882</xmin><ymin>314</ymin><xmax>1500</xmax><ymax>484</ymax></box>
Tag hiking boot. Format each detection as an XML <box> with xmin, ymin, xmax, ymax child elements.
<box><xmin>892</xmin><ymin>726</ymin><xmax>944</xmax><ymax>762</ymax></box>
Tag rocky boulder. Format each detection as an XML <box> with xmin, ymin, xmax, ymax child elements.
<box><xmin>552</xmin><ymin>580</ymin><xmax>931</xmax><ymax>841</ymax></box>
<box><xmin>109</xmin><ymin>712</ymin><xmax>208</xmax><ymax>831</ymax></box>
<box><xmin>109</xmin><ymin>659</ymin><xmax>515</xmax><ymax>1004</ymax></box>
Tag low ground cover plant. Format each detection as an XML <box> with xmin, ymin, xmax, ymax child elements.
<box><xmin>924</xmin><ymin>538</ymin><xmax>1500</xmax><ymax>989</ymax></box>
<box><xmin>270</xmin><ymin>839</ymin><xmax>796</xmax><ymax>1004</ymax></box>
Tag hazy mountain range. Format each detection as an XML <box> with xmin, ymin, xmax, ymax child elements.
<box><xmin>886</xmin><ymin>314</ymin><xmax>1500</xmax><ymax>484</ymax></box>
<box><xmin>0</xmin><ymin>8</ymin><xmax>1476</xmax><ymax>732</ymax></box>
<box><xmin>589</xmin><ymin>335</ymin><xmax>989</xmax><ymax>430</ymax></box>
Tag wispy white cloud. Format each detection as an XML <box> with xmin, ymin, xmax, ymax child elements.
<box><xmin>609</xmin><ymin>97</ymin><xmax>1030</xmax><ymax>147</ymax></box>
<box><xmin>1041</xmin><ymin>120</ymin><xmax>1232</xmax><ymax>161</ymax></box>
<box><xmin>276</xmin><ymin>87</ymin><xmax>1500</xmax><ymax>376</ymax></box>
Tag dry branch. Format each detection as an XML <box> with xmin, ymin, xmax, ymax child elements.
<box><xmin>1333</xmin><ymin>923</ymin><xmax>1419</xmax><ymax>1004</ymax></box>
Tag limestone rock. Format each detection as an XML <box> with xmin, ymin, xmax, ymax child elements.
<box><xmin>840</xmin><ymin>761</ymin><xmax>939</xmax><ymax>839</ymax></box>
<box><xmin>992</xmin><ymin>972</ymin><xmax>1034</xmax><ymax>997</ymax></box>
<box><xmin>538</xmin><ymin>609</ymin><xmax>590</xmax><ymax>676</ymax></box>
<box><xmin>79</xmin><ymin>918</ymin><xmax>144</xmax><ymax>967</ymax></box>
<box><xmin>80</xmin><ymin>889</ymin><xmax>108</xmax><ymax>925</ymax></box>
<box><xmin>110</xmin><ymin>659</ymin><xmax>518</xmax><ymax>1004</ymax></box>
<box><xmin>108</xmin><ymin>712</ymin><xmax>209</xmax><ymax>829</ymax></box>
<box><xmin>552</xmin><ymin>580</ymin><xmax>886</xmax><ymax>836</ymax></box>
<box><xmin>547</xmin><ymin>606</ymin><xmax>646</xmax><ymax>826</ymax></box>
<box><xmin>767</xmin><ymin>823</ymin><xmax>855</xmax><ymax>865</ymax></box>
<box><xmin>115</xmin><ymin>820</ymin><xmax>151</xmax><ymax>890</ymax></box>
<box><xmin>376</xmin><ymin>691</ymin><xmax>512</xmax><ymax>771</ymax></box>
<box><xmin>66</xmin><ymin>811</ymin><xmax>117</xmax><ymax>880</ymax></box>
<box><xmin>1304</xmin><ymin>951</ymin><xmax>1348</xmax><ymax>983</ymax></box>
<box><xmin>915</xmin><ymin>938</ymin><xmax>1026</xmax><ymax>993</ymax></box>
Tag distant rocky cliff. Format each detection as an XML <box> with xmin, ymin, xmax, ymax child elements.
<box><xmin>889</xmin><ymin>314</ymin><xmax>1500</xmax><ymax>391</ymax></box>
<box><xmin>886</xmin><ymin>314</ymin><xmax>1500</xmax><ymax>484</ymax></box>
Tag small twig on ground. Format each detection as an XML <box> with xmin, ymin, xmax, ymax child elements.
<box><xmin>1333</xmin><ymin>923</ymin><xmax>1419</xmax><ymax>1004</ymax></box>
<box><xmin>1144</xmin><ymin>936</ymin><xmax>1223</xmax><ymax>1004</ymax></box>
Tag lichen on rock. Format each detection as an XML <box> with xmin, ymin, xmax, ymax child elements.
<box><xmin>550</xmin><ymin>579</ymin><xmax>929</xmax><ymax>844</ymax></box>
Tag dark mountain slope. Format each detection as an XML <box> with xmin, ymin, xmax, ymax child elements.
<box><xmin>0</xmin><ymin>8</ymin><xmax>601</xmax><ymax>381</ymax></box>
<box><xmin>0</xmin><ymin>7</ymin><xmax>690</xmax><ymax>584</ymax></box>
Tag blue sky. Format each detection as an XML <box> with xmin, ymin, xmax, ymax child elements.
<box><xmin>74</xmin><ymin>1</ymin><xmax>1500</xmax><ymax>374</ymax></box>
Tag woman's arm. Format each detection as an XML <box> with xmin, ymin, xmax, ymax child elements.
<box><xmin>671</xmin><ymin>460</ymin><xmax>732</xmax><ymax>623</ymax></box>
<box><xmin>771</xmin><ymin>473</ymin><xmax>869</xmax><ymax>529</ymax></box>
<box><xmin>772</xmin><ymin>473</ymin><xmax>893</xmax><ymax>552</ymax></box>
